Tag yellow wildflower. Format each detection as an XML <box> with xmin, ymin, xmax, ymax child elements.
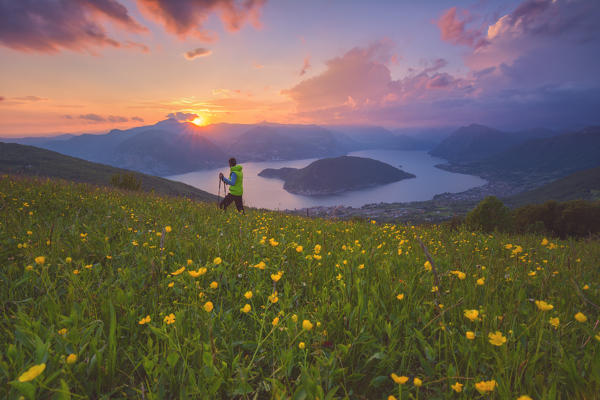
<box><xmin>271</xmin><ymin>271</ymin><xmax>283</xmax><ymax>282</ymax></box>
<box><xmin>65</xmin><ymin>257</ymin><xmax>72</xmax><ymax>263</ymax></box>
<box><xmin>396</xmin><ymin>293</ymin><xmax>404</xmax><ymax>300</ymax></box>
<box><xmin>66</xmin><ymin>354</ymin><xmax>77</xmax><ymax>364</ymax></box>
<box><xmin>475</xmin><ymin>380</ymin><xmax>496</xmax><ymax>394</ymax></box>
<box><xmin>58</xmin><ymin>328</ymin><xmax>68</xmax><ymax>336</ymax></box>
<box><xmin>268</xmin><ymin>291</ymin><xmax>279</xmax><ymax>303</ymax></box>
<box><xmin>464</xmin><ymin>309</ymin><xmax>479</xmax><ymax>321</ymax></box>
<box><xmin>272</xmin><ymin>317</ymin><xmax>279</xmax><ymax>326</ymax></box>
<box><xmin>298</xmin><ymin>342</ymin><xmax>305</xmax><ymax>349</ymax></box>
<box><xmin>25</xmin><ymin>265</ymin><xmax>33</xmax><ymax>271</ymax></box>
<box><xmin>34</xmin><ymin>256</ymin><xmax>45</xmax><ymax>265</ymax></box>
<box><xmin>466</xmin><ymin>331</ymin><xmax>475</xmax><ymax>340</ymax></box>
<box><xmin>413</xmin><ymin>377</ymin><xmax>422</xmax><ymax>387</ymax></box>
<box><xmin>292</xmin><ymin>314</ymin><xmax>298</xmax><ymax>323</ymax></box>
<box><xmin>188</xmin><ymin>269</ymin><xmax>202</xmax><ymax>277</ymax></box>
<box><xmin>138</xmin><ymin>315</ymin><xmax>151</xmax><ymax>325</ymax></box>
<box><xmin>541</xmin><ymin>238</ymin><xmax>548</xmax><ymax>246</ymax></box>
<box><xmin>583</xmin><ymin>284</ymin><xmax>589</xmax><ymax>290</ymax></box>
<box><xmin>517</xmin><ymin>396</ymin><xmax>533</xmax><ymax>400</ymax></box>
<box><xmin>164</xmin><ymin>313</ymin><xmax>175</xmax><ymax>324</ymax></box>
<box><xmin>295</xmin><ymin>245</ymin><xmax>303</xmax><ymax>252</ymax></box>
<box><xmin>210</xmin><ymin>281</ymin><xmax>218</xmax><ymax>289</ymax></box>
<box><xmin>504</xmin><ymin>244</ymin><xmax>513</xmax><ymax>249</ymax></box>
<box><xmin>476</xmin><ymin>278</ymin><xmax>485</xmax><ymax>286</ymax></box>
<box><xmin>244</xmin><ymin>291</ymin><xmax>253</xmax><ymax>299</ymax></box>
<box><xmin>18</xmin><ymin>363</ymin><xmax>46</xmax><ymax>382</ymax></box>
<box><xmin>424</xmin><ymin>261</ymin><xmax>432</xmax><ymax>271</ymax></box>
<box><xmin>165</xmin><ymin>226</ymin><xmax>172</xmax><ymax>233</ymax></box>
<box><xmin>451</xmin><ymin>270</ymin><xmax>466</xmax><ymax>280</ymax></box>
<box><xmin>203</xmin><ymin>301</ymin><xmax>214</xmax><ymax>312</ymax></box>
<box><xmin>170</xmin><ymin>266</ymin><xmax>185</xmax><ymax>276</ymax></box>
<box><xmin>213</xmin><ymin>257</ymin><xmax>222</xmax><ymax>265</ymax></box>
<box><xmin>575</xmin><ymin>312</ymin><xmax>587</xmax><ymax>323</ymax></box>
<box><xmin>358</xmin><ymin>264</ymin><xmax>365</xmax><ymax>270</ymax></box>
<box><xmin>168</xmin><ymin>282</ymin><xmax>174</xmax><ymax>288</ymax></box>
<box><xmin>390</xmin><ymin>373</ymin><xmax>409</xmax><ymax>384</ymax></box>
<box><xmin>269</xmin><ymin>238</ymin><xmax>279</xmax><ymax>246</ymax></box>
<box><xmin>549</xmin><ymin>317</ymin><xmax>560</xmax><ymax>329</ymax></box>
<box><xmin>451</xmin><ymin>382</ymin><xmax>463</xmax><ymax>393</ymax></box>
<box><xmin>314</xmin><ymin>244</ymin><xmax>321</xmax><ymax>254</ymax></box>
<box><xmin>488</xmin><ymin>331</ymin><xmax>507</xmax><ymax>346</ymax></box>
<box><xmin>388</xmin><ymin>396</ymin><xmax>397</xmax><ymax>400</ymax></box>
<box><xmin>302</xmin><ymin>319</ymin><xmax>314</xmax><ymax>331</ymax></box>
<box><xmin>535</xmin><ymin>300</ymin><xmax>554</xmax><ymax>311</ymax></box>
<box><xmin>73</xmin><ymin>269</ymin><xmax>80</xmax><ymax>275</ymax></box>
<box><xmin>241</xmin><ymin>304</ymin><xmax>251</xmax><ymax>313</ymax></box>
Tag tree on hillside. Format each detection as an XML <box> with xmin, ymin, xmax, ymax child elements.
<box><xmin>466</xmin><ymin>196</ymin><xmax>512</xmax><ymax>232</ymax></box>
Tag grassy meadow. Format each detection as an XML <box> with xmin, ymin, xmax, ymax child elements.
<box><xmin>1</xmin><ymin>175</ymin><xmax>599</xmax><ymax>399</ymax></box>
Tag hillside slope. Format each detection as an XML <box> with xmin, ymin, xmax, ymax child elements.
<box><xmin>0</xmin><ymin>142</ymin><xmax>217</xmax><ymax>202</ymax></box>
<box><xmin>1</xmin><ymin>176</ymin><xmax>598</xmax><ymax>398</ymax></box>
<box><xmin>506</xmin><ymin>165</ymin><xmax>600</xmax><ymax>206</ymax></box>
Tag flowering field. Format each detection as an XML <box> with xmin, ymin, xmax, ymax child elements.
<box><xmin>1</xmin><ymin>175</ymin><xmax>599</xmax><ymax>399</ymax></box>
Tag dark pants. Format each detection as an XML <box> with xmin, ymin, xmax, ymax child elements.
<box><xmin>220</xmin><ymin>193</ymin><xmax>244</xmax><ymax>212</ymax></box>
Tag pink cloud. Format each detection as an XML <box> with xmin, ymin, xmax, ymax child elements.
<box><xmin>299</xmin><ymin>56</ymin><xmax>311</xmax><ymax>76</ymax></box>
<box><xmin>0</xmin><ymin>0</ymin><xmax>147</xmax><ymax>53</ymax></box>
<box><xmin>136</xmin><ymin>0</ymin><xmax>267</xmax><ymax>41</ymax></box>
<box><xmin>436</xmin><ymin>7</ymin><xmax>487</xmax><ymax>49</ymax></box>
<box><xmin>282</xmin><ymin>41</ymin><xmax>472</xmax><ymax>125</ymax></box>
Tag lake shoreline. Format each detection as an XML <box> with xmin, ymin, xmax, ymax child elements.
<box><xmin>285</xmin><ymin>178</ymin><xmax>523</xmax><ymax>223</ymax></box>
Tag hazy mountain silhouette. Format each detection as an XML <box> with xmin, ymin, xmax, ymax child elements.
<box><xmin>430</xmin><ymin>124</ymin><xmax>558</xmax><ymax>163</ymax></box>
<box><xmin>440</xmin><ymin>126</ymin><xmax>600</xmax><ymax>185</ymax></box>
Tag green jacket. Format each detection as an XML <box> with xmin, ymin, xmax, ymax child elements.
<box><xmin>229</xmin><ymin>165</ymin><xmax>243</xmax><ymax>196</ymax></box>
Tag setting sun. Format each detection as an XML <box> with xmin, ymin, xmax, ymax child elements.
<box><xmin>191</xmin><ymin>116</ymin><xmax>207</xmax><ymax>126</ymax></box>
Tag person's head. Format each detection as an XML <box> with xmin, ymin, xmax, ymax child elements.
<box><xmin>229</xmin><ymin>157</ymin><xmax>237</xmax><ymax>167</ymax></box>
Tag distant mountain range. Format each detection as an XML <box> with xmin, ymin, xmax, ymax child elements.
<box><xmin>0</xmin><ymin>142</ymin><xmax>217</xmax><ymax>202</ymax></box>
<box><xmin>436</xmin><ymin>126</ymin><xmax>600</xmax><ymax>186</ymax></box>
<box><xmin>1</xmin><ymin>120</ymin><xmax>439</xmax><ymax>176</ymax></box>
<box><xmin>429</xmin><ymin>124</ymin><xmax>558</xmax><ymax>163</ymax></box>
<box><xmin>258</xmin><ymin>155</ymin><xmax>415</xmax><ymax>195</ymax></box>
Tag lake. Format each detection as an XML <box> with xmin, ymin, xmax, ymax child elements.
<box><xmin>167</xmin><ymin>150</ymin><xmax>486</xmax><ymax>209</ymax></box>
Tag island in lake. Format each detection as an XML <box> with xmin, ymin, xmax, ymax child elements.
<box><xmin>258</xmin><ymin>156</ymin><xmax>416</xmax><ymax>195</ymax></box>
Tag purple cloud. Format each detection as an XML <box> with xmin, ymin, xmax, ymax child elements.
<box><xmin>13</xmin><ymin>95</ymin><xmax>48</xmax><ymax>102</ymax></box>
<box><xmin>137</xmin><ymin>0</ymin><xmax>267</xmax><ymax>41</ymax></box>
<box><xmin>108</xmin><ymin>115</ymin><xmax>128</xmax><ymax>123</ymax></box>
<box><xmin>0</xmin><ymin>0</ymin><xmax>147</xmax><ymax>53</ymax></box>
<box><xmin>184</xmin><ymin>47</ymin><xmax>212</xmax><ymax>60</ymax></box>
<box><xmin>79</xmin><ymin>114</ymin><xmax>106</xmax><ymax>122</ymax></box>
<box><xmin>167</xmin><ymin>112</ymin><xmax>198</xmax><ymax>121</ymax></box>
<box><xmin>132</xmin><ymin>116</ymin><xmax>144</xmax><ymax>122</ymax></box>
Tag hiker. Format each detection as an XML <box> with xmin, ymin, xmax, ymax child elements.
<box><xmin>219</xmin><ymin>157</ymin><xmax>244</xmax><ymax>213</ymax></box>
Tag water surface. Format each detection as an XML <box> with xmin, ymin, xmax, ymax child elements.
<box><xmin>168</xmin><ymin>150</ymin><xmax>486</xmax><ymax>209</ymax></box>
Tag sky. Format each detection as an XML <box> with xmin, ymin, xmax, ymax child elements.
<box><xmin>1</xmin><ymin>0</ymin><xmax>599</xmax><ymax>136</ymax></box>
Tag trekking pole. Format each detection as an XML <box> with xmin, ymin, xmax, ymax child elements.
<box><xmin>217</xmin><ymin>177</ymin><xmax>221</xmax><ymax>208</ymax></box>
